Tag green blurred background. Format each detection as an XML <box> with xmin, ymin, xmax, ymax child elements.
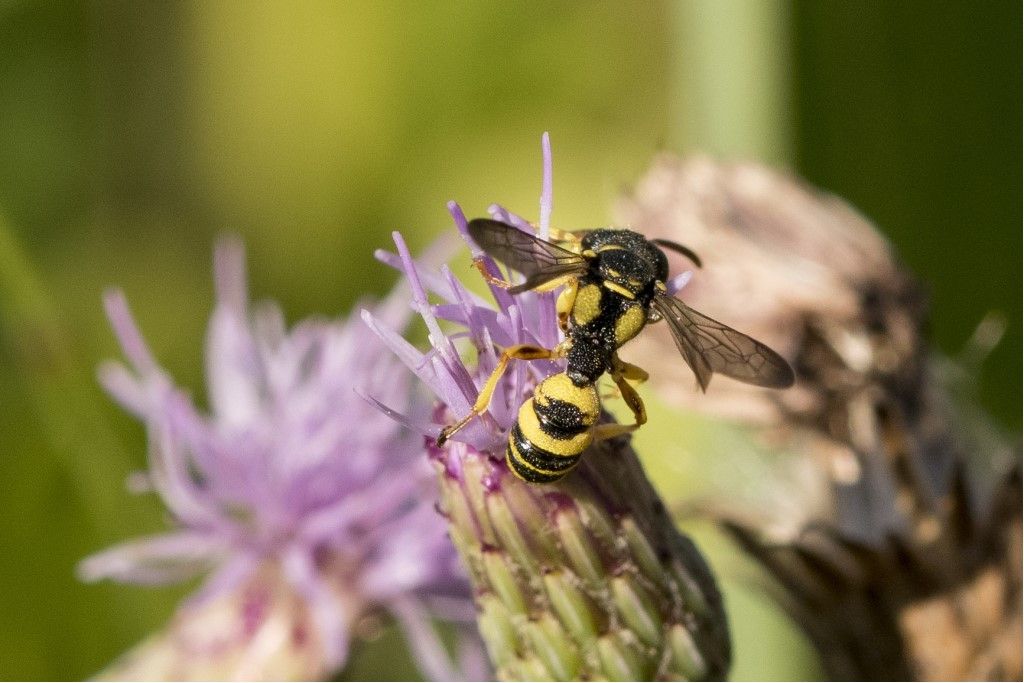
<box><xmin>0</xmin><ymin>1</ymin><xmax>1018</xmax><ymax>680</ymax></box>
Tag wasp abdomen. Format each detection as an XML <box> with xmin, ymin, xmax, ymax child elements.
<box><xmin>505</xmin><ymin>373</ymin><xmax>600</xmax><ymax>483</ymax></box>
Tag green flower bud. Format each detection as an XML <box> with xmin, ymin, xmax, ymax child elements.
<box><xmin>434</xmin><ymin>436</ymin><xmax>730</xmax><ymax>681</ymax></box>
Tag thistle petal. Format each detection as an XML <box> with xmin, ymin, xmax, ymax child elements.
<box><xmin>78</xmin><ymin>531</ymin><xmax>226</xmax><ymax>585</ymax></box>
<box><xmin>83</xmin><ymin>238</ymin><xmax>479</xmax><ymax>680</ymax></box>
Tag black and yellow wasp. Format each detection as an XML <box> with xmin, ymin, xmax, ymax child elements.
<box><xmin>437</xmin><ymin>218</ymin><xmax>795</xmax><ymax>483</ymax></box>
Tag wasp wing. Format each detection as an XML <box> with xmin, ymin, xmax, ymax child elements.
<box><xmin>651</xmin><ymin>294</ymin><xmax>795</xmax><ymax>391</ymax></box>
<box><xmin>467</xmin><ymin>218</ymin><xmax>589</xmax><ymax>294</ymax></box>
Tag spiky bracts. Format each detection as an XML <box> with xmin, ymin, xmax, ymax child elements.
<box><xmin>435</xmin><ymin>436</ymin><xmax>729</xmax><ymax>681</ymax></box>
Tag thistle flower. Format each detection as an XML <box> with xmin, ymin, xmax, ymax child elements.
<box><xmin>617</xmin><ymin>156</ymin><xmax>1021</xmax><ymax>680</ymax></box>
<box><xmin>365</xmin><ymin>135</ymin><xmax>731</xmax><ymax>680</ymax></box>
<box><xmin>79</xmin><ymin>239</ymin><xmax>482</xmax><ymax>681</ymax></box>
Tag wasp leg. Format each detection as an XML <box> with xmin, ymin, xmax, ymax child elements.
<box><xmin>591</xmin><ymin>366</ymin><xmax>648</xmax><ymax>442</ymax></box>
<box><xmin>601</xmin><ymin>383</ymin><xmax>622</xmax><ymax>401</ymax></box>
<box><xmin>472</xmin><ymin>261</ymin><xmax>576</xmax><ymax>296</ymax></box>
<box><xmin>612</xmin><ymin>355</ymin><xmax>649</xmax><ymax>384</ymax></box>
<box><xmin>555</xmin><ymin>278</ymin><xmax>579</xmax><ymax>332</ymax></box>
<box><xmin>473</xmin><ymin>259</ymin><xmax>516</xmax><ymax>289</ymax></box>
<box><xmin>533</xmin><ymin>274</ymin><xmax>576</xmax><ymax>293</ymax></box>
<box><xmin>546</xmin><ymin>226</ymin><xmax>584</xmax><ymax>243</ymax></box>
<box><xmin>437</xmin><ymin>343</ymin><xmax>561</xmax><ymax>446</ymax></box>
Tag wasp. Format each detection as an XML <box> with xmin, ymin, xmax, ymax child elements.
<box><xmin>437</xmin><ymin>218</ymin><xmax>795</xmax><ymax>483</ymax></box>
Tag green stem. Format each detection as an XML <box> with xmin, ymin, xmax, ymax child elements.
<box><xmin>672</xmin><ymin>0</ymin><xmax>792</xmax><ymax>164</ymax></box>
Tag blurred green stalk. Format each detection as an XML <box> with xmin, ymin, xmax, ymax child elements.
<box><xmin>0</xmin><ymin>213</ymin><xmax>130</xmax><ymax>514</ymax></box>
<box><xmin>672</xmin><ymin>0</ymin><xmax>792</xmax><ymax>164</ymax></box>
<box><xmin>0</xmin><ymin>212</ymin><xmax>61</xmax><ymax>343</ymax></box>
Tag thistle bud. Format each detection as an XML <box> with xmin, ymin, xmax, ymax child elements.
<box><xmin>434</xmin><ymin>437</ymin><xmax>729</xmax><ymax>681</ymax></box>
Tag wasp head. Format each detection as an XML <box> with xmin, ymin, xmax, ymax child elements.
<box><xmin>582</xmin><ymin>229</ymin><xmax>668</xmax><ymax>300</ymax></box>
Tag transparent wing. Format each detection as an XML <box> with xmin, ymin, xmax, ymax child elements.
<box><xmin>651</xmin><ymin>294</ymin><xmax>795</xmax><ymax>391</ymax></box>
<box><xmin>467</xmin><ymin>218</ymin><xmax>589</xmax><ymax>293</ymax></box>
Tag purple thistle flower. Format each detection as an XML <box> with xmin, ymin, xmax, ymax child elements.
<box><xmin>80</xmin><ymin>238</ymin><xmax>482</xmax><ymax>681</ymax></box>
<box><xmin>366</xmin><ymin>135</ymin><xmax>731</xmax><ymax>680</ymax></box>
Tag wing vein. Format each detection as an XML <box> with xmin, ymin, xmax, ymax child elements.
<box><xmin>651</xmin><ymin>295</ymin><xmax>795</xmax><ymax>390</ymax></box>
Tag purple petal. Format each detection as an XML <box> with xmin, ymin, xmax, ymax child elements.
<box><xmin>103</xmin><ymin>289</ymin><xmax>158</xmax><ymax>375</ymax></box>
<box><xmin>281</xmin><ymin>546</ymin><xmax>350</xmax><ymax>670</ymax></box>
<box><xmin>204</xmin><ymin>306</ymin><xmax>265</xmax><ymax>427</ymax></box>
<box><xmin>362</xmin><ymin>310</ymin><xmax>439</xmax><ymax>393</ymax></box>
<box><xmin>143</xmin><ymin>408</ymin><xmax>223</xmax><ymax>530</ymax></box>
<box><xmin>450</xmin><ymin>202</ymin><xmax>516</xmax><ymax>311</ymax></box>
<box><xmin>390</xmin><ymin>596</ymin><xmax>461</xmax><ymax>681</ymax></box>
<box><xmin>297</xmin><ymin>470</ymin><xmax>428</xmax><ymax>545</ymax></box>
<box><xmin>539</xmin><ymin>131</ymin><xmax>553</xmax><ymax>241</ymax></box>
<box><xmin>97</xmin><ymin>360</ymin><xmax>148</xmax><ymax>417</ymax></box>
<box><xmin>375</xmin><ymin>249</ymin><xmax>464</xmax><ymax>306</ymax></box>
<box><xmin>666</xmin><ymin>270</ymin><xmax>694</xmax><ymax>297</ymax></box>
<box><xmin>487</xmin><ymin>204</ymin><xmax>533</xmax><ymax>232</ymax></box>
<box><xmin>78</xmin><ymin>531</ymin><xmax>226</xmax><ymax>584</ymax></box>
<box><xmin>392</xmin><ymin>233</ymin><xmax>457</xmax><ymax>364</ymax></box>
<box><xmin>393</xmin><ymin>233</ymin><xmax>479</xmax><ymax>409</ymax></box>
<box><xmin>423</xmin><ymin>595</ymin><xmax>479</xmax><ymax>623</ymax></box>
<box><xmin>125</xmin><ymin>470</ymin><xmax>153</xmax><ymax>494</ymax></box>
<box><xmin>185</xmin><ymin>552</ymin><xmax>259</xmax><ymax>607</ymax></box>
<box><xmin>357</xmin><ymin>391</ymin><xmax>443</xmax><ymax>441</ymax></box>
<box><xmin>456</xmin><ymin>631</ymin><xmax>492</xmax><ymax>681</ymax></box>
<box><xmin>213</xmin><ymin>236</ymin><xmax>248</xmax><ymax>315</ymax></box>
<box><xmin>441</xmin><ymin>265</ymin><xmax>492</xmax><ymax>354</ymax></box>
<box><xmin>448</xmin><ymin>202</ymin><xmax>478</xmax><ymax>257</ymax></box>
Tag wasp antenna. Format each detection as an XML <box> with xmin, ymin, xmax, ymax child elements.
<box><xmin>652</xmin><ymin>239</ymin><xmax>703</xmax><ymax>268</ymax></box>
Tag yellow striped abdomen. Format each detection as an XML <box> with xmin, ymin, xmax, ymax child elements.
<box><xmin>506</xmin><ymin>373</ymin><xmax>599</xmax><ymax>483</ymax></box>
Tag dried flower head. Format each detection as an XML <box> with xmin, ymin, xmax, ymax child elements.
<box><xmin>618</xmin><ymin>156</ymin><xmax>1021</xmax><ymax>680</ymax></box>
<box><xmin>365</xmin><ymin>135</ymin><xmax>731</xmax><ymax>680</ymax></box>
<box><xmin>80</xmin><ymin>239</ymin><xmax>481</xmax><ymax>681</ymax></box>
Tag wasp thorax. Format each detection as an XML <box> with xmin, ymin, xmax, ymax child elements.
<box><xmin>595</xmin><ymin>248</ymin><xmax>656</xmax><ymax>298</ymax></box>
<box><xmin>582</xmin><ymin>228</ymin><xmax>670</xmax><ymax>285</ymax></box>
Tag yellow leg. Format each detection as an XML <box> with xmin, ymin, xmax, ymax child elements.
<box><xmin>555</xmin><ymin>278</ymin><xmax>579</xmax><ymax>332</ymax></box>
<box><xmin>437</xmin><ymin>343</ymin><xmax>561</xmax><ymax>446</ymax></box>
<box><xmin>533</xmin><ymin>274</ymin><xmax>576</xmax><ymax>293</ymax></box>
<box><xmin>612</xmin><ymin>355</ymin><xmax>649</xmax><ymax>384</ymax></box>
<box><xmin>592</xmin><ymin>363</ymin><xmax>648</xmax><ymax>442</ymax></box>
<box><xmin>473</xmin><ymin>259</ymin><xmax>576</xmax><ymax>295</ymax></box>
<box><xmin>546</xmin><ymin>226</ymin><xmax>583</xmax><ymax>243</ymax></box>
